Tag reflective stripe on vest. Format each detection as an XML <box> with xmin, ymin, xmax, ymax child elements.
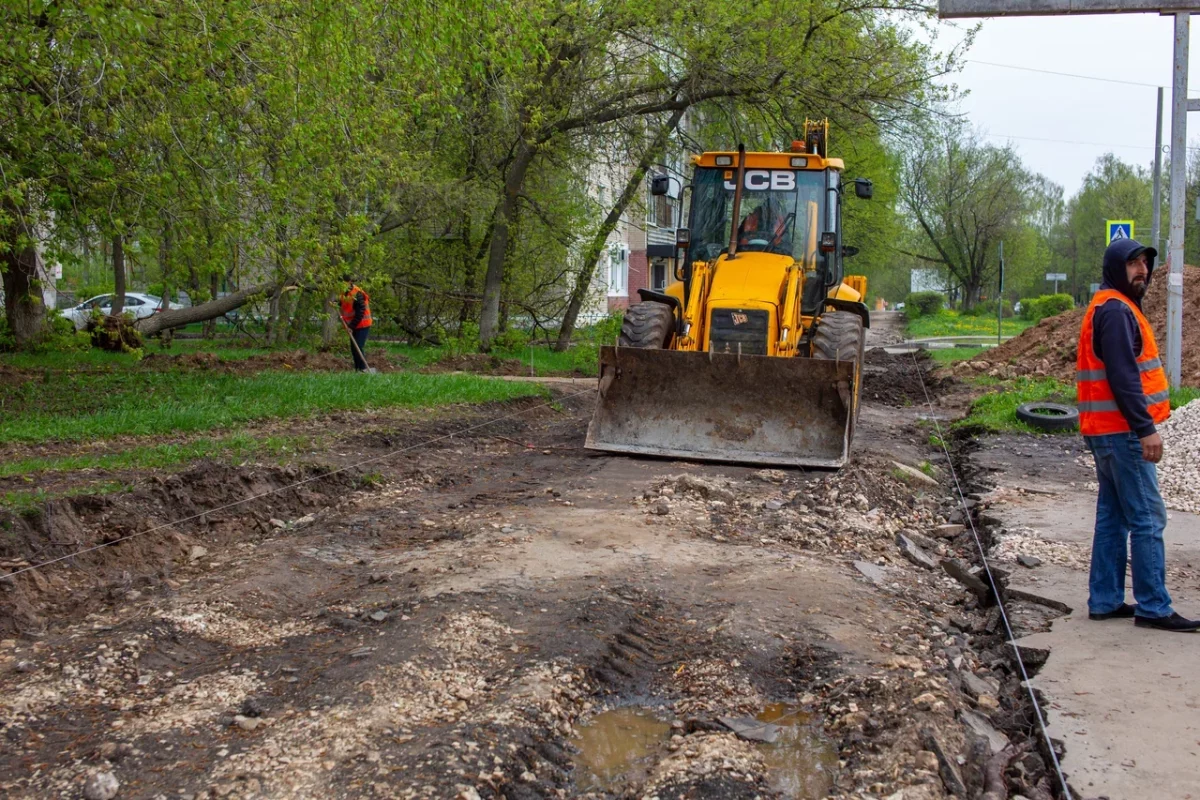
<box><xmin>1076</xmin><ymin>358</ymin><xmax>1163</xmax><ymax>382</ymax></box>
<box><xmin>1075</xmin><ymin>289</ymin><xmax>1170</xmax><ymax>436</ymax></box>
<box><xmin>340</xmin><ymin>286</ymin><xmax>372</xmax><ymax>329</ymax></box>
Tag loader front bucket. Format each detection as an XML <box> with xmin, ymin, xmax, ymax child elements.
<box><xmin>585</xmin><ymin>346</ymin><xmax>858</xmax><ymax>468</ymax></box>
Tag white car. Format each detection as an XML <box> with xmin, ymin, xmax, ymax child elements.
<box><xmin>61</xmin><ymin>293</ymin><xmax>184</xmax><ymax>331</ymax></box>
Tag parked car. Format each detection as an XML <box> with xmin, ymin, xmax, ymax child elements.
<box><xmin>60</xmin><ymin>293</ymin><xmax>184</xmax><ymax>331</ymax></box>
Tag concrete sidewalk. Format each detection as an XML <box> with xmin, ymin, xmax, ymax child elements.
<box><xmin>987</xmin><ymin>465</ymin><xmax>1200</xmax><ymax>800</ymax></box>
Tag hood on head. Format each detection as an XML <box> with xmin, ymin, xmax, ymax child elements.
<box><xmin>1101</xmin><ymin>237</ymin><xmax>1157</xmax><ymax>300</ymax></box>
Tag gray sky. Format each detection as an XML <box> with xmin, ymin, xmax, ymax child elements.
<box><xmin>935</xmin><ymin>12</ymin><xmax>1200</xmax><ymax>198</ymax></box>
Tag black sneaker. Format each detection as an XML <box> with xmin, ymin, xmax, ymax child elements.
<box><xmin>1134</xmin><ymin>613</ymin><xmax>1200</xmax><ymax>632</ymax></box>
<box><xmin>1089</xmin><ymin>603</ymin><xmax>1138</xmax><ymax>620</ymax></box>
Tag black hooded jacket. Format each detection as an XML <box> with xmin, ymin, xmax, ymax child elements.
<box><xmin>1091</xmin><ymin>238</ymin><xmax>1156</xmax><ymax>438</ymax></box>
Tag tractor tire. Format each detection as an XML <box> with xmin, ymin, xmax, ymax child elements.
<box><xmin>811</xmin><ymin>310</ymin><xmax>865</xmax><ymax>423</ymax></box>
<box><xmin>811</xmin><ymin>310</ymin><xmax>864</xmax><ymax>363</ymax></box>
<box><xmin>618</xmin><ymin>302</ymin><xmax>674</xmax><ymax>349</ymax></box>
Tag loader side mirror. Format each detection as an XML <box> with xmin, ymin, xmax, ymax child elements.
<box><xmin>842</xmin><ymin>245</ymin><xmax>859</xmax><ymax>258</ymax></box>
<box><xmin>650</xmin><ymin>174</ymin><xmax>670</xmax><ymax>196</ymax></box>
<box><xmin>675</xmin><ymin>227</ymin><xmax>691</xmax><ymax>246</ymax></box>
<box><xmin>853</xmin><ymin>178</ymin><xmax>873</xmax><ymax>199</ymax></box>
<box><xmin>819</xmin><ymin>231</ymin><xmax>837</xmax><ymax>253</ymax></box>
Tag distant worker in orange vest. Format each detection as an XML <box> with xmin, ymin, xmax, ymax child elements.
<box><xmin>1076</xmin><ymin>238</ymin><xmax>1198</xmax><ymax>632</ymax></box>
<box><xmin>340</xmin><ymin>276</ymin><xmax>373</xmax><ymax>372</ymax></box>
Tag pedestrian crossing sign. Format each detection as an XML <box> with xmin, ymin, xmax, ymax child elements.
<box><xmin>1106</xmin><ymin>220</ymin><xmax>1135</xmax><ymax>243</ymax></box>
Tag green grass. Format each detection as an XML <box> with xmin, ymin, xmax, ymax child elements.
<box><xmin>380</xmin><ymin>341</ymin><xmax>599</xmax><ymax>376</ymax></box>
<box><xmin>0</xmin><ymin>434</ymin><xmax>300</xmax><ymax>479</ymax></box>
<box><xmin>0</xmin><ymin>348</ymin><xmax>146</xmax><ymax>371</ymax></box>
<box><xmin>958</xmin><ymin>377</ymin><xmax>1200</xmax><ymax>435</ymax></box>
<box><xmin>958</xmin><ymin>376</ymin><xmax>1076</xmax><ymax>434</ymax></box>
<box><xmin>4</xmin><ymin>333</ymin><xmax>602</xmax><ymax>377</ymax></box>
<box><xmin>906</xmin><ymin>311</ymin><xmax>1033</xmax><ymax>340</ymax></box>
<box><xmin>926</xmin><ymin>346</ymin><xmax>987</xmax><ymax>363</ymax></box>
<box><xmin>1171</xmin><ymin>386</ymin><xmax>1200</xmax><ymax>409</ymax></box>
<box><xmin>4</xmin><ymin>481</ymin><xmax>132</xmax><ymax>514</ymax></box>
<box><xmin>0</xmin><ymin>371</ymin><xmax>545</xmax><ymax>445</ymax></box>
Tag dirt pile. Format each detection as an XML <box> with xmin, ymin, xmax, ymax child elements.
<box><xmin>862</xmin><ymin>348</ymin><xmax>950</xmax><ymax>406</ymax></box>
<box><xmin>143</xmin><ymin>350</ymin><xmax>368</xmax><ymax>372</ymax></box>
<box><xmin>958</xmin><ymin>264</ymin><xmax>1200</xmax><ymax>383</ymax></box>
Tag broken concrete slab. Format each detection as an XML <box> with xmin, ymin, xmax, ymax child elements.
<box><xmin>1016</xmin><ymin>553</ymin><xmax>1042</xmax><ymax>568</ymax></box>
<box><xmin>941</xmin><ymin>558</ymin><xmax>991</xmax><ymax>601</ymax></box>
<box><xmin>1007</xmin><ymin>589</ymin><xmax>1072</xmax><ymax>615</ymax></box>
<box><xmin>921</xmin><ymin>726</ymin><xmax>968</xmax><ymax>797</ymax></box>
<box><xmin>892</xmin><ymin>461</ymin><xmax>938</xmax><ymax>487</ymax></box>
<box><xmin>902</xmin><ymin>529</ymin><xmax>941</xmax><ymax>552</ymax></box>
<box><xmin>854</xmin><ymin>561</ymin><xmax>889</xmax><ymax>586</ymax></box>
<box><xmin>718</xmin><ymin>715</ymin><xmax>781</xmax><ymax>744</ymax></box>
<box><xmin>960</xmin><ymin>709</ymin><xmax>1011</xmax><ymax>755</ymax></box>
<box><xmin>960</xmin><ymin>671</ymin><xmax>1000</xmax><ymax>699</ymax></box>
<box><xmin>896</xmin><ymin>533</ymin><xmax>939</xmax><ymax>570</ymax></box>
<box><xmin>932</xmin><ymin>523</ymin><xmax>965</xmax><ymax>539</ymax></box>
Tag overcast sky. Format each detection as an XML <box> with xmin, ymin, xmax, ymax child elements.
<box><xmin>934</xmin><ymin>12</ymin><xmax>1200</xmax><ymax>199</ymax></box>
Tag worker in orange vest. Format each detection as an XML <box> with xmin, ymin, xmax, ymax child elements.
<box><xmin>340</xmin><ymin>276</ymin><xmax>373</xmax><ymax>371</ymax></box>
<box><xmin>1076</xmin><ymin>238</ymin><xmax>1198</xmax><ymax>632</ymax></box>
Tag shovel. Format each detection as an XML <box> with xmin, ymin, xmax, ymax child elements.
<box><xmin>340</xmin><ymin>317</ymin><xmax>378</xmax><ymax>374</ymax></box>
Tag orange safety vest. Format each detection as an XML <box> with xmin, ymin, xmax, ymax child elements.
<box><xmin>340</xmin><ymin>285</ymin><xmax>372</xmax><ymax>329</ymax></box>
<box><xmin>1076</xmin><ymin>289</ymin><xmax>1170</xmax><ymax>436</ymax></box>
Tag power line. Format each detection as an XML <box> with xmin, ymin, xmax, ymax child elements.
<box><xmin>965</xmin><ymin>58</ymin><xmax>1200</xmax><ymax>94</ymax></box>
<box><xmin>981</xmin><ymin>131</ymin><xmax>1200</xmax><ymax>154</ymax></box>
<box><xmin>983</xmin><ymin>132</ymin><xmax>1156</xmax><ymax>151</ymax></box>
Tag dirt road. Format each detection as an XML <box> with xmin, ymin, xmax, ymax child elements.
<box><xmin>0</xmin><ymin>356</ymin><xmax>1066</xmax><ymax>799</ymax></box>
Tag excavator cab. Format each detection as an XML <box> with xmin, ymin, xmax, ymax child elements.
<box><xmin>585</xmin><ymin>121</ymin><xmax>873</xmax><ymax>468</ymax></box>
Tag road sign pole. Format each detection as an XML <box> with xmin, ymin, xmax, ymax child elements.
<box><xmin>998</xmin><ymin>241</ymin><xmax>1004</xmax><ymax>346</ymax></box>
<box><xmin>1153</xmin><ymin>86</ymin><xmax>1164</xmax><ymax>256</ymax></box>
<box><xmin>1167</xmin><ymin>12</ymin><xmax>1189</xmax><ymax>388</ymax></box>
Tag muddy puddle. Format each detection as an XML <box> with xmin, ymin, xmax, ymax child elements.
<box><xmin>572</xmin><ymin>704</ymin><xmax>834</xmax><ymax>797</ymax></box>
<box><xmin>756</xmin><ymin>703</ymin><xmax>836</xmax><ymax>798</ymax></box>
<box><xmin>572</xmin><ymin>707</ymin><xmax>671</xmax><ymax>791</ymax></box>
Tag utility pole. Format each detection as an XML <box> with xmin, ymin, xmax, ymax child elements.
<box><xmin>997</xmin><ymin>241</ymin><xmax>1004</xmax><ymax>346</ymax></box>
<box><xmin>1167</xmin><ymin>12</ymin><xmax>1189</xmax><ymax>388</ymax></box>
<box><xmin>1153</xmin><ymin>86</ymin><xmax>1164</xmax><ymax>256</ymax></box>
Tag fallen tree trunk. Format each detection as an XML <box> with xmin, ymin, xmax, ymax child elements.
<box><xmin>135</xmin><ymin>281</ymin><xmax>280</xmax><ymax>336</ymax></box>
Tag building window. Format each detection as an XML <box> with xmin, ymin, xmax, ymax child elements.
<box><xmin>648</xmin><ymin>184</ymin><xmax>677</xmax><ymax>229</ymax></box>
<box><xmin>652</xmin><ymin>260</ymin><xmax>668</xmax><ymax>290</ymax></box>
<box><xmin>607</xmin><ymin>248</ymin><xmax>627</xmax><ymax>296</ymax></box>
<box><xmin>650</xmin><ymin>194</ymin><xmax>676</xmax><ymax>228</ymax></box>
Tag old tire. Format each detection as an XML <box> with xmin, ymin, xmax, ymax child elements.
<box><xmin>1015</xmin><ymin>402</ymin><xmax>1079</xmax><ymax>431</ymax></box>
<box><xmin>618</xmin><ymin>302</ymin><xmax>674</xmax><ymax>349</ymax></box>
<box><xmin>812</xmin><ymin>311</ymin><xmax>865</xmax><ymax>423</ymax></box>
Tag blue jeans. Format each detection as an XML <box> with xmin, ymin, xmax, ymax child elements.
<box><xmin>1086</xmin><ymin>432</ymin><xmax>1173</xmax><ymax>618</ymax></box>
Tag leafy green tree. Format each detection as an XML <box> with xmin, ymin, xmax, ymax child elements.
<box><xmin>899</xmin><ymin>120</ymin><xmax>1036</xmax><ymax>310</ymax></box>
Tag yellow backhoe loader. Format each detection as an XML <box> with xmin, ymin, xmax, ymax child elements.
<box><xmin>586</xmin><ymin>121</ymin><xmax>873</xmax><ymax>468</ymax></box>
